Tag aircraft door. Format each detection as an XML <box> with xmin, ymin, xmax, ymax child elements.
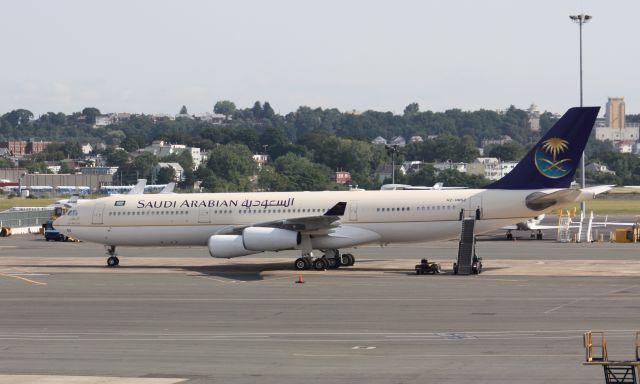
<box><xmin>467</xmin><ymin>194</ymin><xmax>483</xmax><ymax>220</ymax></box>
<box><xmin>198</xmin><ymin>208</ymin><xmax>210</xmax><ymax>224</ymax></box>
<box><xmin>92</xmin><ymin>203</ymin><xmax>105</xmax><ymax>224</ymax></box>
<box><xmin>349</xmin><ymin>201</ymin><xmax>358</xmax><ymax>221</ymax></box>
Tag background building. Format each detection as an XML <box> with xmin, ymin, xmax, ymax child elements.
<box><xmin>605</xmin><ymin>97</ymin><xmax>625</xmax><ymax>129</ymax></box>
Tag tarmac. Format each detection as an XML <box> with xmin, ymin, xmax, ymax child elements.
<box><xmin>1</xmin><ymin>228</ymin><xmax>640</xmax><ymax>383</ymax></box>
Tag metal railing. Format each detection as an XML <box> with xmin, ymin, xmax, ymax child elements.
<box><xmin>0</xmin><ymin>209</ymin><xmax>55</xmax><ymax>228</ymax></box>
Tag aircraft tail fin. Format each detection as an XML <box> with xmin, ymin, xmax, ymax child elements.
<box><xmin>484</xmin><ymin>106</ymin><xmax>600</xmax><ymax>190</ymax></box>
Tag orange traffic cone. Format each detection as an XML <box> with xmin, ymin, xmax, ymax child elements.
<box><xmin>296</xmin><ymin>275</ymin><xmax>304</xmax><ymax>284</ymax></box>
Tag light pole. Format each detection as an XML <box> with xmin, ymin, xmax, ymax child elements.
<box><xmin>386</xmin><ymin>144</ymin><xmax>399</xmax><ymax>184</ymax></box>
<box><xmin>570</xmin><ymin>13</ymin><xmax>592</xmax><ymax>214</ymax></box>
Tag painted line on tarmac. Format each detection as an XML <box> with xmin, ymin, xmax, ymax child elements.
<box><xmin>0</xmin><ymin>273</ymin><xmax>47</xmax><ymax>286</ymax></box>
<box><xmin>1</xmin><ymin>296</ymin><xmax>637</xmax><ymax>302</ymax></box>
<box><xmin>5</xmin><ymin>272</ymin><xmax>50</xmax><ymax>276</ymax></box>
<box><xmin>196</xmin><ymin>275</ymin><xmax>243</xmax><ymax>284</ymax></box>
<box><xmin>545</xmin><ymin>283</ymin><xmax>640</xmax><ymax>314</ymax></box>
<box><xmin>293</xmin><ymin>353</ymin><xmax>580</xmax><ymax>359</ymax></box>
<box><xmin>255</xmin><ymin>275</ymin><xmax>300</xmax><ymax>283</ymax></box>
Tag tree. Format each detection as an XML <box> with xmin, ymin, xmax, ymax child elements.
<box><xmin>487</xmin><ymin>142</ymin><xmax>523</xmax><ymax>161</ymax></box>
<box><xmin>0</xmin><ymin>157</ymin><xmax>14</xmax><ymax>168</ymax></box>
<box><xmin>179</xmin><ymin>105</ymin><xmax>188</xmax><ymax>115</ymax></box>
<box><xmin>156</xmin><ymin>166</ymin><xmax>176</xmax><ymax>184</ymax></box>
<box><xmin>59</xmin><ymin>162</ymin><xmax>75</xmax><ymax>174</ymax></box>
<box><xmin>403</xmin><ymin>102</ymin><xmax>419</xmax><ymax>117</ymax></box>
<box><xmin>104</xmin><ymin>148</ymin><xmax>130</xmax><ymax>167</ymax></box>
<box><xmin>262</xmin><ymin>102</ymin><xmax>275</xmax><ymax>119</ymax></box>
<box><xmin>213</xmin><ymin>100</ymin><xmax>236</xmax><ymax>118</ymax></box>
<box><xmin>257</xmin><ymin>165</ymin><xmax>289</xmax><ymax>191</ymax></box>
<box><xmin>206</xmin><ymin>144</ymin><xmax>256</xmax><ymax>187</ymax></box>
<box><xmin>81</xmin><ymin>107</ymin><xmax>100</xmax><ymax>124</ymax></box>
<box><xmin>266</xmin><ymin>153</ymin><xmax>331</xmax><ymax>191</ymax></box>
<box><xmin>3</xmin><ymin>109</ymin><xmax>34</xmax><ymax>126</ymax></box>
<box><xmin>251</xmin><ymin>101</ymin><xmax>262</xmax><ymax>119</ymax></box>
<box><xmin>132</xmin><ymin>152</ymin><xmax>157</xmax><ymax>180</ymax></box>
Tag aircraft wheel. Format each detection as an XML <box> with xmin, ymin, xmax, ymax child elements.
<box><xmin>107</xmin><ymin>256</ymin><xmax>119</xmax><ymax>267</ymax></box>
<box><xmin>294</xmin><ymin>258</ymin><xmax>307</xmax><ymax>271</ymax></box>
<box><xmin>313</xmin><ymin>258</ymin><xmax>327</xmax><ymax>271</ymax></box>
<box><xmin>506</xmin><ymin>233</ymin><xmax>513</xmax><ymax>240</ymax></box>
<box><xmin>342</xmin><ymin>253</ymin><xmax>355</xmax><ymax>266</ymax></box>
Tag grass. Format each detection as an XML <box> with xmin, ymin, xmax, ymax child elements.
<box><xmin>582</xmin><ymin>199</ymin><xmax>640</xmax><ymax>215</ymax></box>
<box><xmin>0</xmin><ymin>197</ymin><xmax>58</xmax><ymax>211</ymax></box>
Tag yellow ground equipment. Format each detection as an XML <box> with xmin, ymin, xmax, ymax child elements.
<box><xmin>583</xmin><ymin>331</ymin><xmax>640</xmax><ymax>383</ymax></box>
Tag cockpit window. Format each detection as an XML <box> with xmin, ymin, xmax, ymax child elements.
<box><xmin>67</xmin><ymin>209</ymin><xmax>78</xmax><ymax>217</ymax></box>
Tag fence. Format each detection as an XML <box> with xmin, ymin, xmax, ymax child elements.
<box><xmin>0</xmin><ymin>209</ymin><xmax>55</xmax><ymax>228</ymax></box>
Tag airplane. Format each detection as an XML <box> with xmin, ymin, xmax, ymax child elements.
<box><xmin>46</xmin><ymin>180</ymin><xmax>161</xmax><ymax>211</ymax></box>
<box><xmin>502</xmin><ymin>214</ymin><xmax>551</xmax><ymax>240</ymax></box>
<box><xmin>501</xmin><ymin>211</ymin><xmax>587</xmax><ymax>240</ymax></box>
<box><xmin>54</xmin><ymin>107</ymin><xmax>610</xmax><ymax>269</ymax></box>
<box><xmin>380</xmin><ymin>182</ymin><xmax>467</xmax><ymax>190</ymax></box>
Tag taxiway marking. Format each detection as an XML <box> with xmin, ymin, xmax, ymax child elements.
<box><xmin>0</xmin><ymin>273</ymin><xmax>47</xmax><ymax>286</ymax></box>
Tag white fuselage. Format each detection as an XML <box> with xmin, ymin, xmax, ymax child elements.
<box><xmin>54</xmin><ymin>188</ymin><xmax>564</xmax><ymax>249</ymax></box>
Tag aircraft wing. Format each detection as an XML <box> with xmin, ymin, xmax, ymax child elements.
<box><xmin>215</xmin><ymin>202</ymin><xmax>347</xmax><ymax>236</ymax></box>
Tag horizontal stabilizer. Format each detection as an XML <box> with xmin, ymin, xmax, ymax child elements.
<box><xmin>525</xmin><ymin>185</ymin><xmax>613</xmax><ymax>211</ymax></box>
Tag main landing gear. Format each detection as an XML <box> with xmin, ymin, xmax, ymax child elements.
<box><xmin>293</xmin><ymin>249</ymin><xmax>355</xmax><ymax>271</ymax></box>
<box><xmin>105</xmin><ymin>245</ymin><xmax>119</xmax><ymax>267</ymax></box>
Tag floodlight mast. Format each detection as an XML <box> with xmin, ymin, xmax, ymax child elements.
<box><xmin>570</xmin><ymin>13</ymin><xmax>591</xmax><ymax>214</ymax></box>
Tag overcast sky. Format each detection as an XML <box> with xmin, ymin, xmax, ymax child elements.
<box><xmin>1</xmin><ymin>0</ymin><xmax>638</xmax><ymax>116</ymax></box>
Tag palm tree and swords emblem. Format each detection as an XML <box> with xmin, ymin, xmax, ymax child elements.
<box><xmin>534</xmin><ymin>137</ymin><xmax>572</xmax><ymax>179</ymax></box>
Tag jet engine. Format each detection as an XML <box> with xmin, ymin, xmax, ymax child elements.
<box><xmin>242</xmin><ymin>227</ymin><xmax>301</xmax><ymax>251</ymax></box>
<box><xmin>208</xmin><ymin>235</ymin><xmax>258</xmax><ymax>258</ymax></box>
<box><xmin>208</xmin><ymin>227</ymin><xmax>301</xmax><ymax>258</ymax></box>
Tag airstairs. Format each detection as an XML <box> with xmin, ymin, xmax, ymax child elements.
<box><xmin>454</xmin><ymin>216</ymin><xmax>481</xmax><ymax>275</ymax></box>
<box><xmin>557</xmin><ymin>211</ymin><xmax>572</xmax><ymax>243</ymax></box>
<box><xmin>556</xmin><ymin>209</ymin><xmax>586</xmax><ymax>243</ymax></box>
<box><xmin>583</xmin><ymin>331</ymin><xmax>640</xmax><ymax>384</ymax></box>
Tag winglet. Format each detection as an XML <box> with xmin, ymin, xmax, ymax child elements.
<box><xmin>324</xmin><ymin>202</ymin><xmax>346</xmax><ymax>216</ymax></box>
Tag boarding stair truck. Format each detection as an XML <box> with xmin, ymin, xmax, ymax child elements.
<box><xmin>453</xmin><ymin>217</ymin><xmax>482</xmax><ymax>275</ymax></box>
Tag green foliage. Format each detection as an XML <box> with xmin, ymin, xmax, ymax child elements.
<box><xmin>403</xmin><ymin>102</ymin><xmax>419</xmax><ymax>117</ymax></box>
<box><xmin>131</xmin><ymin>152</ymin><xmax>157</xmax><ymax>180</ymax></box>
<box><xmin>0</xmin><ymin>156</ymin><xmax>14</xmax><ymax>168</ymax></box>
<box><xmin>397</xmin><ymin>166</ymin><xmax>489</xmax><ymax>188</ymax></box>
<box><xmin>161</xmin><ymin>150</ymin><xmax>193</xmax><ymax>172</ymax></box>
<box><xmin>59</xmin><ymin>162</ymin><xmax>75</xmax><ymax>174</ymax></box>
<box><xmin>259</xmin><ymin>153</ymin><xmax>331</xmax><ymax>191</ymax></box>
<box><xmin>81</xmin><ymin>107</ymin><xmax>100</xmax><ymax>124</ymax></box>
<box><xmin>592</xmin><ymin>152</ymin><xmax>640</xmax><ymax>185</ymax></box>
<box><xmin>206</xmin><ymin>144</ymin><xmax>255</xmax><ymax>190</ymax></box>
<box><xmin>404</xmin><ymin>135</ymin><xmax>479</xmax><ymax>163</ymax></box>
<box><xmin>213</xmin><ymin>100</ymin><xmax>236</xmax><ymax>117</ymax></box>
<box><xmin>0</xmin><ymin>103</ymin><xmax>633</xmax><ymax>191</ymax></box>
<box><xmin>2</xmin><ymin>109</ymin><xmax>33</xmax><ymax>126</ymax></box>
<box><xmin>486</xmin><ymin>142</ymin><xmax>524</xmax><ymax>161</ymax></box>
<box><xmin>156</xmin><ymin>166</ymin><xmax>176</xmax><ymax>184</ymax></box>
